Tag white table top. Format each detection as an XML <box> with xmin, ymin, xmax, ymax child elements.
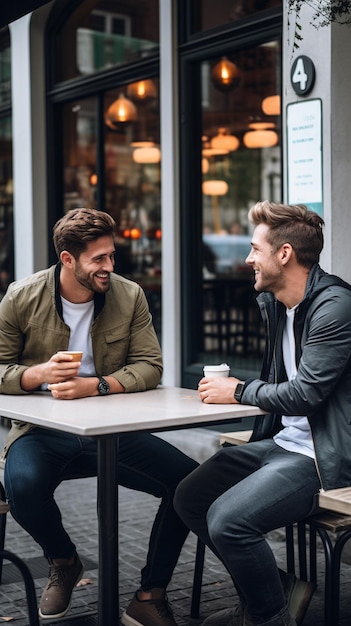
<box><xmin>0</xmin><ymin>386</ymin><xmax>265</xmax><ymax>437</ymax></box>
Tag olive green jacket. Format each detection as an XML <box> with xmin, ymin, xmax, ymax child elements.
<box><xmin>0</xmin><ymin>264</ymin><xmax>163</xmax><ymax>458</ymax></box>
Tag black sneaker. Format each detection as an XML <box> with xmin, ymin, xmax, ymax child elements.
<box><xmin>39</xmin><ymin>552</ymin><xmax>83</xmax><ymax>619</ymax></box>
<box><xmin>279</xmin><ymin>569</ymin><xmax>315</xmax><ymax>625</ymax></box>
<box><xmin>121</xmin><ymin>588</ymin><xmax>177</xmax><ymax>626</ymax></box>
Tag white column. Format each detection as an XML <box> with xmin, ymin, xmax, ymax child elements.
<box><xmin>10</xmin><ymin>15</ymin><xmax>34</xmax><ymax>278</ymax></box>
<box><xmin>159</xmin><ymin>0</ymin><xmax>180</xmax><ymax>385</ymax></box>
<box><xmin>10</xmin><ymin>7</ymin><xmax>49</xmax><ymax>279</ymax></box>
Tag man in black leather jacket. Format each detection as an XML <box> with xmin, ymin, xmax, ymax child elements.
<box><xmin>175</xmin><ymin>202</ymin><xmax>351</xmax><ymax>626</ymax></box>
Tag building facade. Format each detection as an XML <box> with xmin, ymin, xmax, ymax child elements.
<box><xmin>1</xmin><ymin>1</ymin><xmax>351</xmax><ymax>389</ymax></box>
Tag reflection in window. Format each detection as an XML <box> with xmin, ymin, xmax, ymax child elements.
<box><xmin>0</xmin><ymin>116</ymin><xmax>14</xmax><ymax>298</ymax></box>
<box><xmin>0</xmin><ymin>27</ymin><xmax>11</xmax><ymax>105</ymax></box>
<box><xmin>104</xmin><ymin>81</ymin><xmax>161</xmax><ymax>336</ymax></box>
<box><xmin>201</xmin><ymin>40</ymin><xmax>281</xmax><ymax>366</ymax></box>
<box><xmin>63</xmin><ymin>99</ymin><xmax>98</xmax><ymax>214</ymax></box>
<box><xmin>54</xmin><ymin>0</ymin><xmax>159</xmax><ymax>83</ymax></box>
<box><xmin>191</xmin><ymin>0</ymin><xmax>281</xmax><ymax>34</ymax></box>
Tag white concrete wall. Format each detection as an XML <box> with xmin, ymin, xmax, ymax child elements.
<box><xmin>160</xmin><ymin>0</ymin><xmax>181</xmax><ymax>386</ymax></box>
<box><xmin>10</xmin><ymin>15</ymin><xmax>35</xmax><ymax>278</ymax></box>
<box><xmin>10</xmin><ymin>4</ymin><xmax>51</xmax><ymax>279</ymax></box>
<box><xmin>283</xmin><ymin>1</ymin><xmax>351</xmax><ymax>282</ymax></box>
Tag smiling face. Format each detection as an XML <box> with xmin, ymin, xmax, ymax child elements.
<box><xmin>70</xmin><ymin>235</ymin><xmax>116</xmax><ymax>295</ymax></box>
<box><xmin>245</xmin><ymin>223</ymin><xmax>284</xmax><ymax>294</ymax></box>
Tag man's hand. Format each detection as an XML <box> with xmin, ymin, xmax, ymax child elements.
<box><xmin>21</xmin><ymin>352</ymin><xmax>82</xmax><ymax>391</ymax></box>
<box><xmin>198</xmin><ymin>376</ymin><xmax>242</xmax><ymax>404</ymax></box>
<box><xmin>48</xmin><ymin>376</ymin><xmax>95</xmax><ymax>400</ymax></box>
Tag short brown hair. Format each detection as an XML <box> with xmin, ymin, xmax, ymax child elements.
<box><xmin>248</xmin><ymin>201</ymin><xmax>324</xmax><ymax>268</ymax></box>
<box><xmin>53</xmin><ymin>208</ymin><xmax>117</xmax><ymax>259</ymax></box>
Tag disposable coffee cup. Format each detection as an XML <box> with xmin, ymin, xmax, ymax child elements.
<box><xmin>203</xmin><ymin>363</ymin><xmax>230</xmax><ymax>378</ymax></box>
<box><xmin>57</xmin><ymin>350</ymin><xmax>83</xmax><ymax>362</ymax></box>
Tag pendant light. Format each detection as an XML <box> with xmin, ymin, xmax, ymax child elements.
<box><xmin>243</xmin><ymin>129</ymin><xmax>278</xmax><ymax>149</ymax></box>
<box><xmin>105</xmin><ymin>94</ymin><xmax>137</xmax><ymax>129</ymax></box>
<box><xmin>261</xmin><ymin>94</ymin><xmax>281</xmax><ymax>116</ymax></box>
<box><xmin>211</xmin><ymin>57</ymin><xmax>240</xmax><ymax>92</ymax></box>
<box><xmin>210</xmin><ymin>128</ymin><xmax>240</xmax><ymax>152</ymax></box>
<box><xmin>202</xmin><ymin>180</ymin><xmax>229</xmax><ymax>233</ymax></box>
<box><xmin>133</xmin><ymin>146</ymin><xmax>161</xmax><ymax>164</ymax></box>
<box><xmin>127</xmin><ymin>79</ymin><xmax>157</xmax><ymax>100</ymax></box>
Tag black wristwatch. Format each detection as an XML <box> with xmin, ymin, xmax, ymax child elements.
<box><xmin>234</xmin><ymin>382</ymin><xmax>245</xmax><ymax>403</ymax></box>
<box><xmin>97</xmin><ymin>376</ymin><xmax>110</xmax><ymax>396</ymax></box>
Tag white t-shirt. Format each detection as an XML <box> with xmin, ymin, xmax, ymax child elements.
<box><xmin>61</xmin><ymin>296</ymin><xmax>96</xmax><ymax>377</ymax></box>
<box><xmin>273</xmin><ymin>305</ymin><xmax>315</xmax><ymax>459</ymax></box>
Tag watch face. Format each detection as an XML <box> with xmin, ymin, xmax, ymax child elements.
<box><xmin>235</xmin><ymin>383</ymin><xmax>244</xmax><ymax>402</ymax></box>
<box><xmin>98</xmin><ymin>377</ymin><xmax>110</xmax><ymax>395</ymax></box>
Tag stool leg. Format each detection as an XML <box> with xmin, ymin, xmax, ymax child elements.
<box><xmin>297</xmin><ymin>522</ymin><xmax>308</xmax><ymax>580</ymax></box>
<box><xmin>191</xmin><ymin>538</ymin><xmax>205</xmax><ymax>618</ymax></box>
<box><xmin>0</xmin><ymin>511</ymin><xmax>5</xmax><ymax>584</ymax></box>
<box><xmin>0</xmin><ymin>549</ymin><xmax>39</xmax><ymax>626</ymax></box>
<box><xmin>315</xmin><ymin>528</ymin><xmax>334</xmax><ymax>626</ymax></box>
<box><xmin>285</xmin><ymin>524</ymin><xmax>295</xmax><ymax>574</ymax></box>
<box><xmin>309</xmin><ymin>524</ymin><xmax>317</xmax><ymax>585</ymax></box>
<box><xmin>0</xmin><ymin>481</ymin><xmax>7</xmax><ymax>585</ymax></box>
<box><xmin>330</xmin><ymin>530</ymin><xmax>351</xmax><ymax>626</ymax></box>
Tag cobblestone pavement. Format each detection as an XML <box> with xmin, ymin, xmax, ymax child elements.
<box><xmin>1</xmin><ymin>425</ymin><xmax>351</xmax><ymax>625</ymax></box>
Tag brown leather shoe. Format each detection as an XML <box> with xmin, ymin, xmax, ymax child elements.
<box><xmin>39</xmin><ymin>552</ymin><xmax>83</xmax><ymax>619</ymax></box>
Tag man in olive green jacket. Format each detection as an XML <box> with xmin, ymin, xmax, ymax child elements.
<box><xmin>0</xmin><ymin>208</ymin><xmax>198</xmax><ymax>626</ymax></box>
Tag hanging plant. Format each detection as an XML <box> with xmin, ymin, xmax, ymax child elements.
<box><xmin>288</xmin><ymin>1</ymin><xmax>351</xmax><ymax>50</ymax></box>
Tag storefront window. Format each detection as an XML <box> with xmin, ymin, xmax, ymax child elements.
<box><xmin>200</xmin><ymin>40</ymin><xmax>281</xmax><ymax>371</ymax></box>
<box><xmin>191</xmin><ymin>0</ymin><xmax>281</xmax><ymax>34</ymax></box>
<box><xmin>54</xmin><ymin>0</ymin><xmax>159</xmax><ymax>83</ymax></box>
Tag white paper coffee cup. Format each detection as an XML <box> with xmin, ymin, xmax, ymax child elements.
<box><xmin>203</xmin><ymin>363</ymin><xmax>230</xmax><ymax>378</ymax></box>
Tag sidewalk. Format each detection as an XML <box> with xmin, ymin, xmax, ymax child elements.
<box><xmin>1</xmin><ymin>424</ymin><xmax>351</xmax><ymax>625</ymax></box>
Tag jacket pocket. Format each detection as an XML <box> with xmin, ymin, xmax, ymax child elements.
<box><xmin>96</xmin><ymin>325</ymin><xmax>131</xmax><ymax>374</ymax></box>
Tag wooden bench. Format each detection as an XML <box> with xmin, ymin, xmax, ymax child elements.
<box><xmin>218</xmin><ymin>430</ymin><xmax>351</xmax><ymax>626</ymax></box>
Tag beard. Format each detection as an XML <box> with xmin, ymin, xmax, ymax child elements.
<box><xmin>74</xmin><ymin>265</ymin><xmax>110</xmax><ymax>294</ymax></box>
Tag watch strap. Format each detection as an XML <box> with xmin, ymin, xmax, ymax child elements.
<box><xmin>97</xmin><ymin>376</ymin><xmax>110</xmax><ymax>395</ymax></box>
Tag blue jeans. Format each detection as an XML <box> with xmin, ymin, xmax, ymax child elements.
<box><xmin>174</xmin><ymin>439</ymin><xmax>320</xmax><ymax>624</ymax></box>
<box><xmin>5</xmin><ymin>427</ymin><xmax>198</xmax><ymax>590</ymax></box>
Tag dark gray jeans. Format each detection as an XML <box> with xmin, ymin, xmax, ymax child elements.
<box><xmin>5</xmin><ymin>427</ymin><xmax>198</xmax><ymax>590</ymax></box>
<box><xmin>174</xmin><ymin>439</ymin><xmax>320</xmax><ymax>624</ymax></box>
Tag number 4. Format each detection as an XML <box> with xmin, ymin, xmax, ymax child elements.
<box><xmin>292</xmin><ymin>58</ymin><xmax>308</xmax><ymax>92</ymax></box>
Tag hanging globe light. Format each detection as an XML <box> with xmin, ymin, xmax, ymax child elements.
<box><xmin>105</xmin><ymin>94</ymin><xmax>137</xmax><ymax>129</ymax></box>
<box><xmin>211</xmin><ymin>57</ymin><xmax>241</xmax><ymax>92</ymax></box>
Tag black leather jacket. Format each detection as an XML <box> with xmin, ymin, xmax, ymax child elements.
<box><xmin>242</xmin><ymin>264</ymin><xmax>351</xmax><ymax>491</ymax></box>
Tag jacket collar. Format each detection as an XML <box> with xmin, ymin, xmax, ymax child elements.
<box><xmin>54</xmin><ymin>262</ymin><xmax>105</xmax><ymax>321</ymax></box>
